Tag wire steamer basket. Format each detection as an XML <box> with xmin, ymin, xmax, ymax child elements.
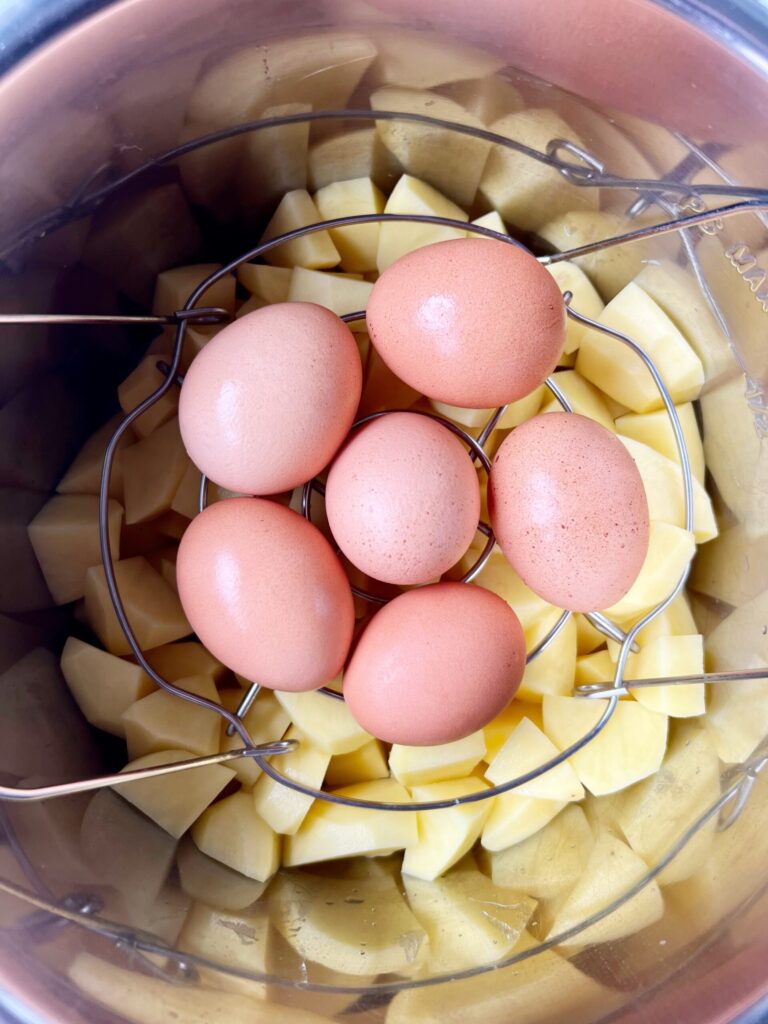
<box><xmin>1</xmin><ymin>108</ymin><xmax>768</xmax><ymax>985</ymax></box>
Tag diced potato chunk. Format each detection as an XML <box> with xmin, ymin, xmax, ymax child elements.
<box><xmin>192</xmin><ymin>789</ymin><xmax>279</xmax><ymax>881</ymax></box>
<box><xmin>358</xmin><ymin>346</ymin><xmax>422</xmax><ymax>416</ymax></box>
<box><xmin>575</xmin><ymin>613</ymin><xmax>607</xmax><ymax>655</ymax></box>
<box><xmin>618</xmin><ymin>436</ymin><xmax>716</xmax><ymax>542</ymax></box>
<box><xmin>117</xmin><ymin>353</ymin><xmax>178</xmax><ymax>438</ymax></box>
<box><xmin>518</xmin><ymin>612</ymin><xmax>577</xmax><ymax>702</ymax></box>
<box><xmin>141</xmin><ymin>641</ymin><xmax>227</xmax><ymax>683</ymax></box>
<box><xmin>403</xmin><ymin>778</ymin><xmax>492</xmax><ymax>880</ymax></box>
<box><xmin>628</xmin><ymin>635</ymin><xmax>706</xmax><ymax>718</ymax></box>
<box><xmin>538</xmin><ymin>369</ymin><xmax>615</xmax><ymax>431</ymax></box>
<box><xmin>608</xmin><ymin>593</ymin><xmax>698</xmax><ymax>657</ymax></box>
<box><xmin>577</xmin><ymin>282</ymin><xmax>705</xmax><ymax>413</ymax></box>
<box><xmin>546</xmin><ymin>832</ymin><xmax>663</xmax><ymax>946</ymax></box>
<box><xmin>404</xmin><ymin>864</ymin><xmax>535</xmax><ymax>971</ymax></box>
<box><xmin>260</xmin><ymin>189</ymin><xmax>340</xmax><ymax>269</ymax></box>
<box><xmin>325</xmin><ymin>739</ymin><xmax>389</xmax><ymax>788</ymax></box>
<box><xmin>28</xmin><ymin>494</ymin><xmax>122</xmax><ymax>605</ymax></box>
<box><xmin>252</xmin><ymin>725</ymin><xmax>331</xmax><ymax>835</ymax></box>
<box><xmin>314</xmin><ymin>176</ymin><xmax>386</xmax><ymax>272</ymax></box>
<box><xmin>479</xmin><ymin>110</ymin><xmax>598</xmax><ymax>231</ymax></box>
<box><xmin>390</xmin><ymin>731</ymin><xmax>486</xmax><ymax>786</ymax></box>
<box><xmin>436</xmin><ymin>76</ymin><xmax>523</xmax><ymax>125</ymax></box>
<box><xmin>483</xmin><ymin>701</ymin><xmax>543</xmax><ymax>762</ymax></box>
<box><xmin>376</xmin><ymin>174</ymin><xmax>468</xmax><ymax>272</ymax></box>
<box><xmin>431</xmin><ymin>386</ymin><xmax>543</xmax><ymax>433</ymax></box>
<box><xmin>692</xmin><ymin>525</ymin><xmax>768</xmax><ymax>608</ymax></box>
<box><xmin>543</xmin><ymin>695</ymin><xmax>668</xmax><ymax>796</ymax></box>
<box><xmin>176</xmin><ymin>835</ymin><xmax>267</xmax><ymax>911</ymax></box>
<box><xmin>468</xmin><ymin>553</ymin><xmax>556</xmax><ymax>634</ymax></box>
<box><xmin>544</xmin><ymin>262</ymin><xmax>604</xmax><ymax>354</ymax></box>
<box><xmin>471</xmin><ymin>210</ymin><xmax>507</xmax><ymax>235</ymax></box>
<box><xmin>482</xmin><ymin>793</ymin><xmax>567</xmax><ymax>852</ymax></box>
<box><xmin>152</xmin><ymin>263</ymin><xmax>236</xmax><ymax>319</ymax></box>
<box><xmin>308</xmin><ymin>127</ymin><xmax>400</xmax><ymax>192</ymax></box>
<box><xmin>84</xmin><ymin>555</ymin><xmax>191</xmax><ymax>655</ymax></box>
<box><xmin>57</xmin><ymin>414</ymin><xmax>133</xmax><ymax>500</ymax></box>
<box><xmin>122</xmin><ymin>674</ymin><xmax>222</xmax><ymax>759</ymax></box>
<box><xmin>370</xmin><ymin>29</ymin><xmax>502</xmax><ymax>90</ymax></box>
<box><xmin>121</xmin><ymin>417</ymin><xmax>190</xmax><ymax>525</ymax></box>
<box><xmin>269</xmin><ymin>871</ymin><xmax>427</xmax><ymax>976</ymax></box>
<box><xmin>287</xmin><ymin>268</ymin><xmax>372</xmax><ymax>330</ymax></box>
<box><xmin>486</xmin><ymin>717</ymin><xmax>584</xmax><ymax>802</ymax></box>
<box><xmin>275</xmin><ymin>686</ymin><xmax>372</xmax><ymax>755</ymax></box>
<box><xmin>60</xmin><ymin>636</ymin><xmax>155</xmax><ymax>736</ymax></box>
<box><xmin>615</xmin><ymin>721</ymin><xmax>719</xmax><ymax>885</ymax></box>
<box><xmin>485</xmin><ymin>804</ymin><xmax>594</xmax><ymax>900</ymax></box>
<box><xmin>616</xmin><ymin>403</ymin><xmax>705</xmax><ymax>484</ymax></box>
<box><xmin>575</xmin><ymin>650</ymin><xmax>618</xmax><ymax>687</ymax></box>
<box><xmin>283</xmin><ymin>779</ymin><xmax>417</xmax><ymax>866</ymax></box>
<box><xmin>237</xmin><ymin>102</ymin><xmax>311</xmax><ymax>220</ymax></box>
<box><xmin>179</xmin><ymin>899</ymin><xmax>270</xmax><ymax>978</ymax></box>
<box><xmin>116</xmin><ymin>748</ymin><xmax>234</xmax><ymax>838</ymax></box>
<box><xmin>219</xmin><ymin>689</ymin><xmax>292</xmax><ymax>787</ymax></box>
<box><xmin>604</xmin><ymin>522</ymin><xmax>696</xmax><ymax>621</ymax></box>
<box><xmin>237</xmin><ymin>263</ymin><xmax>292</xmax><ymax>303</ymax></box>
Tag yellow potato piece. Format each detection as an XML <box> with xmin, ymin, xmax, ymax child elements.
<box><xmin>575</xmin><ymin>650</ymin><xmax>621</xmax><ymax>688</ymax></box>
<box><xmin>483</xmin><ymin>700</ymin><xmax>543</xmax><ymax>762</ymax></box>
<box><xmin>403</xmin><ymin>778</ymin><xmax>492</xmax><ymax>880</ymax></box>
<box><xmin>370</xmin><ymin>28</ymin><xmax>502</xmax><ymax>90</ymax></box>
<box><xmin>479</xmin><ymin>110</ymin><xmax>598</xmax><ymax>231</ymax></box>
<box><xmin>269</xmin><ymin>870</ymin><xmax>427</xmax><ymax>976</ymax></box>
<box><xmin>609</xmin><ymin>592</ymin><xmax>698</xmax><ymax>655</ymax></box>
<box><xmin>260</xmin><ymin>189</ymin><xmax>340</xmax><ymax>269</ymax></box>
<box><xmin>538</xmin><ymin>369</ymin><xmax>615</xmax><ymax>431</ymax></box>
<box><xmin>430</xmin><ymin>385</ymin><xmax>543</xmax><ymax>433</ymax></box>
<box><xmin>325</xmin><ymin>739</ymin><xmax>389</xmax><ymax>788</ymax></box>
<box><xmin>467</xmin><ymin>552</ymin><xmax>556</xmax><ymax>633</ymax></box>
<box><xmin>308</xmin><ymin>127</ymin><xmax>399</xmax><ymax>193</ymax></box>
<box><xmin>115</xmin><ymin>748</ymin><xmax>234</xmax><ymax>838</ymax></box>
<box><xmin>691</xmin><ymin>524</ymin><xmax>768</xmax><ymax>607</ymax></box>
<box><xmin>152</xmin><ymin>263</ymin><xmax>236</xmax><ymax>319</ymax></box>
<box><xmin>28</xmin><ymin>493</ymin><xmax>122</xmax><ymax>605</ymax></box>
<box><xmin>577</xmin><ymin>282</ymin><xmax>705</xmax><ymax>413</ymax></box>
<box><xmin>287</xmin><ymin>267</ymin><xmax>372</xmax><ymax>330</ymax></box>
<box><xmin>252</xmin><ymin>725</ymin><xmax>331</xmax><ymax>835</ymax></box>
<box><xmin>575</xmin><ymin>613</ymin><xmax>608</xmax><ymax>655</ymax></box>
<box><xmin>544</xmin><ymin>261</ymin><xmax>604</xmax><ymax>354</ymax></box>
<box><xmin>436</xmin><ymin>75</ymin><xmax>523</xmax><ymax>125</ymax></box>
<box><xmin>486</xmin><ymin>717</ymin><xmax>584</xmax><ymax>802</ymax></box>
<box><xmin>179</xmin><ymin>899</ymin><xmax>270</xmax><ymax>981</ymax></box>
<box><xmin>237</xmin><ymin>263</ymin><xmax>292</xmax><ymax>303</ymax></box>
<box><xmin>358</xmin><ymin>344</ymin><xmax>422</xmax><ymax>416</ymax></box>
<box><xmin>313</xmin><ymin>176</ymin><xmax>386</xmax><ymax>272</ymax></box>
<box><xmin>482</xmin><ymin>792</ymin><xmax>567</xmax><ymax>852</ymax></box>
<box><xmin>237</xmin><ymin>102</ymin><xmax>311</xmax><ymax>221</ymax></box>
<box><xmin>219</xmin><ymin>689</ymin><xmax>292</xmax><ymax>787</ymax></box>
<box><xmin>192</xmin><ymin>790</ymin><xmax>279</xmax><ymax>882</ymax></box>
<box><xmin>604</xmin><ymin>522</ymin><xmax>696</xmax><ymax>621</ymax></box>
<box><xmin>84</xmin><ymin>555</ymin><xmax>191</xmax><ymax>655</ymax></box>
<box><xmin>628</xmin><ymin>635</ymin><xmax>706</xmax><ymax>718</ymax></box>
<box><xmin>283</xmin><ymin>778</ymin><xmax>417</xmax><ymax>866</ymax></box>
<box><xmin>485</xmin><ymin>803</ymin><xmax>594</xmax><ymax>901</ymax></box>
<box><xmin>117</xmin><ymin>352</ymin><xmax>178</xmax><ymax>438</ymax></box>
<box><xmin>546</xmin><ymin>832</ymin><xmax>663</xmax><ymax>946</ymax></box>
<box><xmin>404</xmin><ymin>864</ymin><xmax>536</xmax><ymax>971</ymax></box>
<box><xmin>122</xmin><ymin>417</ymin><xmax>190</xmax><ymax>525</ymax></box>
<box><xmin>616</xmin><ymin>402</ymin><xmax>705</xmax><ymax>484</ymax></box>
<box><xmin>57</xmin><ymin>413</ymin><xmax>133</xmax><ymax>501</ymax></box>
<box><xmin>376</xmin><ymin>174</ymin><xmax>468</xmax><ymax>272</ymax></box>
<box><xmin>140</xmin><ymin>641</ymin><xmax>227</xmax><ymax>683</ymax></box>
<box><xmin>390</xmin><ymin>730</ymin><xmax>486</xmax><ymax>786</ymax></box>
<box><xmin>274</xmin><ymin>686</ymin><xmax>372</xmax><ymax>755</ymax></box>
<box><xmin>176</xmin><ymin>835</ymin><xmax>268</xmax><ymax>912</ymax></box>
<box><xmin>543</xmin><ymin>695</ymin><xmax>668</xmax><ymax>796</ymax></box>
<box><xmin>517</xmin><ymin>612</ymin><xmax>577</xmax><ymax>702</ymax></box>
<box><xmin>122</xmin><ymin>674</ymin><xmax>222</xmax><ymax>759</ymax></box>
<box><xmin>471</xmin><ymin>210</ymin><xmax>507</xmax><ymax>235</ymax></box>
<box><xmin>60</xmin><ymin>636</ymin><xmax>155</xmax><ymax>736</ymax></box>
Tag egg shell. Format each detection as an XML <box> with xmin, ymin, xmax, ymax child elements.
<box><xmin>489</xmin><ymin>413</ymin><xmax>650</xmax><ymax>612</ymax></box>
<box><xmin>178</xmin><ymin>302</ymin><xmax>362</xmax><ymax>495</ymax></box>
<box><xmin>325</xmin><ymin>412</ymin><xmax>481</xmax><ymax>585</ymax></box>
<box><xmin>366</xmin><ymin>238</ymin><xmax>565</xmax><ymax>408</ymax></box>
<box><xmin>343</xmin><ymin>581</ymin><xmax>526</xmax><ymax>745</ymax></box>
<box><xmin>176</xmin><ymin>497</ymin><xmax>354</xmax><ymax>691</ymax></box>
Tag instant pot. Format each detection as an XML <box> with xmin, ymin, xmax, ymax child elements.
<box><xmin>1</xmin><ymin>1</ymin><xmax>768</xmax><ymax>1021</ymax></box>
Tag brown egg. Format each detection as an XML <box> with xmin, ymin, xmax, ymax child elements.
<box><xmin>343</xmin><ymin>582</ymin><xmax>526</xmax><ymax>745</ymax></box>
<box><xmin>366</xmin><ymin>238</ymin><xmax>565</xmax><ymax>407</ymax></box>
<box><xmin>325</xmin><ymin>412</ymin><xmax>481</xmax><ymax>585</ymax></box>
<box><xmin>176</xmin><ymin>497</ymin><xmax>354</xmax><ymax>691</ymax></box>
<box><xmin>489</xmin><ymin>413</ymin><xmax>649</xmax><ymax>611</ymax></box>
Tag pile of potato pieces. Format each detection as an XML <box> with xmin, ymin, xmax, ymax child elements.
<box><xmin>16</xmin><ymin>42</ymin><xmax>768</xmax><ymax>994</ymax></box>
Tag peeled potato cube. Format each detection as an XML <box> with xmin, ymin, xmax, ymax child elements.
<box><xmin>122</xmin><ymin>674</ymin><xmax>222</xmax><ymax>759</ymax></box>
<box><xmin>471</xmin><ymin>210</ymin><xmax>507</xmax><ymax>235</ymax></box>
<box><xmin>468</xmin><ymin>554</ymin><xmax>556</xmax><ymax>634</ymax></box>
<box><xmin>237</xmin><ymin>102</ymin><xmax>311</xmax><ymax>220</ymax></box>
<box><xmin>604</xmin><ymin>522</ymin><xmax>696</xmax><ymax>621</ymax></box>
<box><xmin>616</xmin><ymin>403</ymin><xmax>705</xmax><ymax>484</ymax></box>
<box><xmin>176</xmin><ymin>835</ymin><xmax>267</xmax><ymax>911</ymax></box>
<box><xmin>270</xmin><ymin>871</ymin><xmax>426</xmax><ymax>976</ymax></box>
<box><xmin>314</xmin><ymin>176</ymin><xmax>386</xmax><ymax>272</ymax></box>
<box><xmin>610</xmin><ymin>592</ymin><xmax>697</xmax><ymax>653</ymax></box>
<box><xmin>122</xmin><ymin>417</ymin><xmax>190</xmax><ymax>525</ymax></box>
<box><xmin>482</xmin><ymin>793</ymin><xmax>567</xmax><ymax>852</ymax></box>
<box><xmin>404</xmin><ymin>864</ymin><xmax>535</xmax><ymax>972</ymax></box>
<box><xmin>390</xmin><ymin>731</ymin><xmax>486</xmax><ymax>786</ymax></box>
<box><xmin>577</xmin><ymin>282</ymin><xmax>705</xmax><ymax>413</ymax></box>
<box><xmin>28</xmin><ymin>494</ymin><xmax>122</xmax><ymax>604</ymax></box>
<box><xmin>376</xmin><ymin>174</ymin><xmax>468</xmax><ymax>272</ymax></box>
<box><xmin>236</xmin><ymin>263</ymin><xmax>292</xmax><ymax>303</ymax></box>
<box><xmin>141</xmin><ymin>641</ymin><xmax>227</xmax><ymax>684</ymax></box>
<box><xmin>117</xmin><ymin>352</ymin><xmax>178</xmax><ymax>438</ymax></box>
<box><xmin>274</xmin><ymin>686</ymin><xmax>371</xmax><ymax>755</ymax></box>
<box><xmin>252</xmin><ymin>725</ymin><xmax>331</xmax><ymax>835</ymax></box>
<box><xmin>60</xmin><ymin>636</ymin><xmax>155</xmax><ymax>736</ymax></box>
<box><xmin>575</xmin><ymin>613</ymin><xmax>607</xmax><ymax>655</ymax></box>
<box><xmin>431</xmin><ymin>385</ymin><xmax>543</xmax><ymax>433</ymax></box>
<box><xmin>546</xmin><ymin>832</ymin><xmax>663</xmax><ymax>946</ymax></box>
<box><xmin>575</xmin><ymin>650</ymin><xmax>619</xmax><ymax>688</ymax></box>
<box><xmin>219</xmin><ymin>689</ymin><xmax>292</xmax><ymax>787</ymax></box>
<box><xmin>260</xmin><ymin>189</ymin><xmax>340</xmax><ymax>269</ymax></box>
<box><xmin>116</xmin><ymin>748</ymin><xmax>234</xmax><ymax>838</ymax></box>
<box><xmin>283</xmin><ymin>778</ymin><xmax>417</xmax><ymax>866</ymax></box>
<box><xmin>403</xmin><ymin>778</ymin><xmax>493</xmax><ymax>880</ymax></box>
<box><xmin>287</xmin><ymin>268</ymin><xmax>372</xmax><ymax>330</ymax></box>
<box><xmin>543</xmin><ymin>695</ymin><xmax>668</xmax><ymax>796</ymax></box>
<box><xmin>436</xmin><ymin>75</ymin><xmax>523</xmax><ymax>125</ymax></box>
<box><xmin>370</xmin><ymin>28</ymin><xmax>502</xmax><ymax>90</ymax></box>
<box><xmin>483</xmin><ymin>701</ymin><xmax>543</xmax><ymax>762</ymax></box>
<box><xmin>325</xmin><ymin>739</ymin><xmax>389</xmax><ymax>788</ymax></box>
<box><xmin>628</xmin><ymin>635</ymin><xmax>706</xmax><ymax>718</ymax></box>
<box><xmin>179</xmin><ymin>899</ymin><xmax>270</xmax><ymax>985</ymax></box>
<box><xmin>485</xmin><ymin>803</ymin><xmax>594</xmax><ymax>902</ymax></box>
<box><xmin>152</xmin><ymin>263</ymin><xmax>236</xmax><ymax>319</ymax></box>
<box><xmin>358</xmin><ymin>346</ymin><xmax>422</xmax><ymax>417</ymax></box>
<box><xmin>538</xmin><ymin>369</ymin><xmax>615</xmax><ymax>431</ymax></box>
<box><xmin>308</xmin><ymin>127</ymin><xmax>400</xmax><ymax>192</ymax></box>
<box><xmin>518</xmin><ymin>612</ymin><xmax>577</xmax><ymax>703</ymax></box>
<box><xmin>691</xmin><ymin>525</ymin><xmax>768</xmax><ymax>607</ymax></box>
<box><xmin>486</xmin><ymin>717</ymin><xmax>584</xmax><ymax>802</ymax></box>
<box><xmin>84</xmin><ymin>555</ymin><xmax>191</xmax><ymax>655</ymax></box>
<box><xmin>479</xmin><ymin>110</ymin><xmax>598</xmax><ymax>231</ymax></box>
<box><xmin>192</xmin><ymin>789</ymin><xmax>279</xmax><ymax>881</ymax></box>
<box><xmin>57</xmin><ymin>413</ymin><xmax>133</xmax><ymax>501</ymax></box>
<box><xmin>545</xmin><ymin>261</ymin><xmax>604</xmax><ymax>354</ymax></box>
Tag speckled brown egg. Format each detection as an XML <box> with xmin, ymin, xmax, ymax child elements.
<box><xmin>488</xmin><ymin>413</ymin><xmax>649</xmax><ymax>611</ymax></box>
<box><xmin>325</xmin><ymin>412</ymin><xmax>481</xmax><ymax>585</ymax></box>
<box><xmin>366</xmin><ymin>238</ymin><xmax>566</xmax><ymax>407</ymax></box>
<box><xmin>343</xmin><ymin>582</ymin><xmax>526</xmax><ymax>745</ymax></box>
<box><xmin>176</xmin><ymin>497</ymin><xmax>354</xmax><ymax>691</ymax></box>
